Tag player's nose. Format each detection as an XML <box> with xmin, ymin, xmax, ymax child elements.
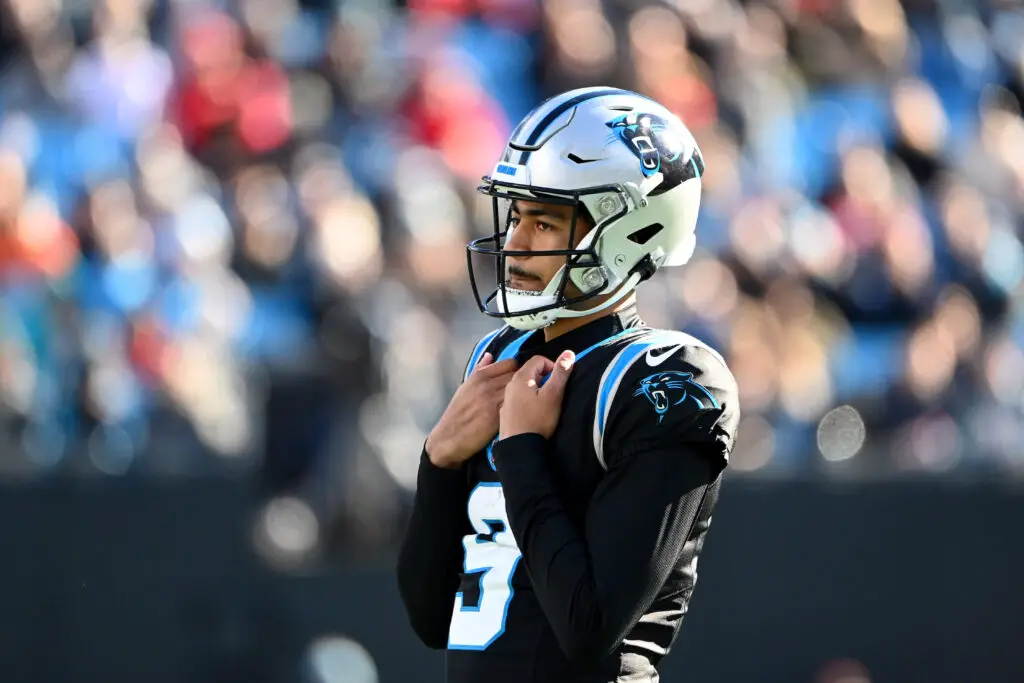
<box><xmin>503</xmin><ymin>226</ymin><xmax>531</xmax><ymax>254</ymax></box>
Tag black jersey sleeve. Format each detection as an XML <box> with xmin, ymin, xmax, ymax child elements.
<box><xmin>396</xmin><ymin>445</ymin><xmax>469</xmax><ymax>649</ymax></box>
<box><xmin>491</xmin><ymin>343</ymin><xmax>739</xmax><ymax>666</ymax></box>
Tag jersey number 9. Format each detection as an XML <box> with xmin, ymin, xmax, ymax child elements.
<box><xmin>448</xmin><ymin>483</ymin><xmax>522</xmax><ymax>649</ymax></box>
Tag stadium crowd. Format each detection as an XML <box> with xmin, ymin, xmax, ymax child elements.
<box><xmin>0</xmin><ymin>0</ymin><xmax>1022</xmax><ymax>548</ymax></box>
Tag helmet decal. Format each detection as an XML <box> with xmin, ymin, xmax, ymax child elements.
<box><xmin>606</xmin><ymin>112</ymin><xmax>701</xmax><ymax>195</ymax></box>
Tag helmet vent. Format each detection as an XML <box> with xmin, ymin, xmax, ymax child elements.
<box><xmin>627</xmin><ymin>223</ymin><xmax>665</xmax><ymax>246</ymax></box>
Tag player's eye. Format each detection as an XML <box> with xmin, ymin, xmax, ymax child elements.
<box><xmin>507</xmin><ymin>215</ymin><xmax>521</xmax><ymax>229</ymax></box>
<box><xmin>537</xmin><ymin>221</ymin><xmax>556</xmax><ymax>232</ymax></box>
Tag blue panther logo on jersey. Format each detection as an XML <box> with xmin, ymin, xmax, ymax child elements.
<box><xmin>634</xmin><ymin>371</ymin><xmax>718</xmax><ymax>424</ymax></box>
<box><xmin>606</xmin><ymin>112</ymin><xmax>685</xmax><ymax>180</ymax></box>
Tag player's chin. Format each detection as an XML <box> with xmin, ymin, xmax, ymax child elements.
<box><xmin>564</xmin><ymin>287</ymin><xmax>598</xmax><ymax>309</ymax></box>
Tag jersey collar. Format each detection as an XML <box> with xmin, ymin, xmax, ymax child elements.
<box><xmin>515</xmin><ymin>303</ymin><xmax>644</xmax><ymax>363</ymax></box>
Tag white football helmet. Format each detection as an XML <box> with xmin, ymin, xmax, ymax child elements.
<box><xmin>467</xmin><ymin>86</ymin><xmax>705</xmax><ymax>331</ymax></box>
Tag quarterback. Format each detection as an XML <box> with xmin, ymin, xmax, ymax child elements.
<box><xmin>397</xmin><ymin>87</ymin><xmax>740</xmax><ymax>683</ymax></box>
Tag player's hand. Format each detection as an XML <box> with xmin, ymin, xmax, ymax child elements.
<box><xmin>426</xmin><ymin>352</ymin><xmax>519</xmax><ymax>469</ymax></box>
<box><xmin>499</xmin><ymin>350</ymin><xmax>575</xmax><ymax>441</ymax></box>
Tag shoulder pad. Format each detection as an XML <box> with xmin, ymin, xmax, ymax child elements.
<box><xmin>592</xmin><ymin>328</ymin><xmax>737</xmax><ymax>468</ymax></box>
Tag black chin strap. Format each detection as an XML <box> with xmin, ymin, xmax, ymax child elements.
<box><xmin>631</xmin><ymin>255</ymin><xmax>658</xmax><ymax>283</ymax></box>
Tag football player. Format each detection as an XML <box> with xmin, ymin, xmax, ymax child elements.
<box><xmin>397</xmin><ymin>87</ymin><xmax>740</xmax><ymax>683</ymax></box>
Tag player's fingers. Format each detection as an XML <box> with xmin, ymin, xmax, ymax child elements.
<box><xmin>493</xmin><ymin>358</ymin><xmax>521</xmax><ymax>375</ymax></box>
<box><xmin>466</xmin><ymin>353</ymin><xmax>494</xmax><ymax>381</ymax></box>
<box><xmin>484</xmin><ymin>365</ymin><xmax>521</xmax><ymax>391</ymax></box>
<box><xmin>468</xmin><ymin>353</ymin><xmax>494</xmax><ymax>382</ymax></box>
<box><xmin>522</xmin><ymin>355</ymin><xmax>556</xmax><ymax>380</ymax></box>
<box><xmin>540</xmin><ymin>350</ymin><xmax>574</xmax><ymax>396</ymax></box>
<box><xmin>524</xmin><ymin>359</ymin><xmax>557</xmax><ymax>393</ymax></box>
<box><xmin>478</xmin><ymin>357</ymin><xmax>518</xmax><ymax>377</ymax></box>
<box><xmin>490</xmin><ymin>376</ymin><xmax>517</xmax><ymax>395</ymax></box>
<box><xmin>508</xmin><ymin>358</ymin><xmax>546</xmax><ymax>392</ymax></box>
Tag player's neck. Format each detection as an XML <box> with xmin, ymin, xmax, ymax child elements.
<box><xmin>543</xmin><ymin>292</ymin><xmax>637</xmax><ymax>342</ymax></box>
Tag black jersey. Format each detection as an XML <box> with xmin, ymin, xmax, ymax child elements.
<box><xmin>397</xmin><ymin>306</ymin><xmax>740</xmax><ymax>683</ymax></box>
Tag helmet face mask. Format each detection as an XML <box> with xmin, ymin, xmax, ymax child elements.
<box><xmin>466</xmin><ymin>87</ymin><xmax>705</xmax><ymax>331</ymax></box>
<box><xmin>467</xmin><ymin>179</ymin><xmax>631</xmax><ymax>328</ymax></box>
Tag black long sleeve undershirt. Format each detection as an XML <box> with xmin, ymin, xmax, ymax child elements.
<box><xmin>491</xmin><ymin>432</ymin><xmax>717</xmax><ymax>667</ymax></box>
<box><xmin>396</xmin><ymin>447</ymin><xmax>468</xmax><ymax>649</ymax></box>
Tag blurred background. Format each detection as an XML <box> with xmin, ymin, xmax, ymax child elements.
<box><xmin>0</xmin><ymin>0</ymin><xmax>1022</xmax><ymax>681</ymax></box>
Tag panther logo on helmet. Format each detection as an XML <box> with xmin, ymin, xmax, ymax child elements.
<box><xmin>607</xmin><ymin>112</ymin><xmax>692</xmax><ymax>195</ymax></box>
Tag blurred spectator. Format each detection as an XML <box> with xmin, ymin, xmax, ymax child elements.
<box><xmin>0</xmin><ymin>0</ymin><xmax>1022</xmax><ymax>553</ymax></box>
<box><xmin>167</xmin><ymin>9</ymin><xmax>293</xmax><ymax>174</ymax></box>
<box><xmin>65</xmin><ymin>0</ymin><xmax>174</xmax><ymax>141</ymax></box>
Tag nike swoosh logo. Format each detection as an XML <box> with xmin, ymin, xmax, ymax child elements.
<box><xmin>645</xmin><ymin>344</ymin><xmax>684</xmax><ymax>367</ymax></box>
<box><xmin>567</xmin><ymin>153</ymin><xmax>604</xmax><ymax>164</ymax></box>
